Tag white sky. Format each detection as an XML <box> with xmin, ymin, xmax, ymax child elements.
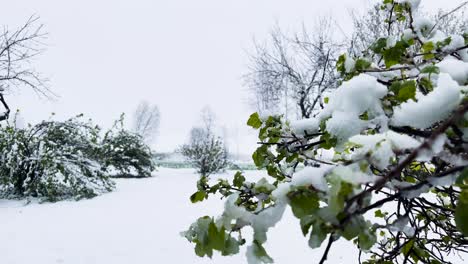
<box><xmin>0</xmin><ymin>0</ymin><xmax>462</xmax><ymax>155</ymax></box>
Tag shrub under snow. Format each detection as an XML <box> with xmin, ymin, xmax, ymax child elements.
<box><xmin>101</xmin><ymin>126</ymin><xmax>155</xmax><ymax>178</ymax></box>
<box><xmin>0</xmin><ymin>115</ymin><xmax>156</xmax><ymax>201</ymax></box>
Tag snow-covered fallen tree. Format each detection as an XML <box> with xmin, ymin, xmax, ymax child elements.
<box><xmin>101</xmin><ymin>116</ymin><xmax>155</xmax><ymax>178</ymax></box>
<box><xmin>0</xmin><ymin>116</ymin><xmax>114</xmax><ymax>201</ymax></box>
<box><xmin>183</xmin><ymin>0</ymin><xmax>468</xmax><ymax>263</ymax></box>
<box><xmin>0</xmin><ymin>115</ymin><xmax>155</xmax><ymax>201</ymax></box>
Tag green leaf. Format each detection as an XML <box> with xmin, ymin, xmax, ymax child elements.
<box><xmin>221</xmin><ymin>236</ymin><xmax>240</xmax><ymax>256</ymax></box>
<box><xmin>285</xmin><ymin>153</ymin><xmax>299</xmax><ymax>163</ymax></box>
<box><xmin>358</xmin><ymin>229</ymin><xmax>377</xmax><ymax>251</ymax></box>
<box><xmin>195</xmin><ymin>242</ymin><xmax>212</xmax><ymax>258</ymax></box>
<box><xmin>252</xmin><ymin>240</ymin><xmax>274</xmax><ymax>263</ymax></box>
<box><xmin>342</xmin><ymin>217</ymin><xmax>366</xmax><ymax>240</ymax></box>
<box><xmin>371</xmin><ymin>38</ymin><xmax>388</xmax><ymax>54</ymax></box>
<box><xmin>420</xmin><ymin>65</ymin><xmax>440</xmax><ymax>75</ymax></box>
<box><xmin>252</xmin><ymin>145</ymin><xmax>268</xmax><ymax>168</ymax></box>
<box><xmin>390</xmin><ymin>80</ymin><xmax>417</xmax><ymax>103</ymax></box>
<box><xmin>422</xmin><ymin>42</ymin><xmax>435</xmax><ymax>60</ymax></box>
<box><xmin>455</xmin><ymin>190</ymin><xmax>468</xmax><ymax>236</ymax></box>
<box><xmin>183</xmin><ymin>216</ymin><xmax>215</xmax><ymax>258</ymax></box>
<box><xmin>359</xmin><ymin>111</ymin><xmax>369</xmax><ymax>121</ymax></box>
<box><xmin>320</xmin><ymin>132</ymin><xmax>338</xmax><ymax>150</ymax></box>
<box><xmin>422</xmin><ymin>41</ymin><xmax>435</xmax><ymax>52</ymax></box>
<box><xmin>190</xmin><ymin>191</ymin><xmax>206</xmax><ymax>203</ymax></box>
<box><xmin>208</xmin><ymin>221</ymin><xmax>225</xmax><ymax>251</ymax></box>
<box><xmin>355</xmin><ymin>59</ymin><xmax>371</xmax><ymax>71</ymax></box>
<box><xmin>247</xmin><ymin>112</ymin><xmax>263</xmax><ymax>129</ymax></box>
<box><xmin>328</xmin><ymin>178</ymin><xmax>354</xmax><ymax>215</ymax></box>
<box><xmin>300</xmin><ymin>215</ymin><xmax>315</xmax><ymax>236</ymax></box>
<box><xmin>420</xmin><ymin>77</ymin><xmax>434</xmax><ymax>92</ymax></box>
<box><xmin>456</xmin><ymin>168</ymin><xmax>468</xmax><ymax>185</ymax></box>
<box><xmin>436</xmin><ymin>37</ymin><xmax>452</xmax><ymax>49</ymax></box>
<box><xmin>233</xmin><ymin>171</ymin><xmax>246</xmax><ymax>188</ymax></box>
<box><xmin>375</xmin><ymin>209</ymin><xmax>385</xmax><ymax>218</ymax></box>
<box><xmin>184</xmin><ymin>216</ymin><xmax>241</xmax><ymax>258</ymax></box>
<box><xmin>288</xmin><ymin>188</ymin><xmax>320</xmax><ymax>219</ymax></box>
<box><xmin>401</xmin><ymin>239</ymin><xmax>415</xmax><ymax>256</ymax></box>
<box><xmin>309</xmin><ymin>222</ymin><xmax>328</xmax><ymax>248</ymax></box>
<box><xmin>336</xmin><ymin>54</ymin><xmax>346</xmax><ymax>74</ymax></box>
<box><xmin>382</xmin><ymin>40</ymin><xmax>409</xmax><ymax>67</ymax></box>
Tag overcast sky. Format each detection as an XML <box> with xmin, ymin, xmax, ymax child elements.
<box><xmin>0</xmin><ymin>0</ymin><xmax>462</xmax><ymax>155</ymax></box>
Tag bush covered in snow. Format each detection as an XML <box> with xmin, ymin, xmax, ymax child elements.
<box><xmin>180</xmin><ymin>127</ymin><xmax>229</xmax><ymax>178</ymax></box>
<box><xmin>101</xmin><ymin>118</ymin><xmax>155</xmax><ymax>178</ymax></box>
<box><xmin>0</xmin><ymin>115</ymin><xmax>155</xmax><ymax>201</ymax></box>
<box><xmin>0</xmin><ymin>116</ymin><xmax>114</xmax><ymax>201</ymax></box>
<box><xmin>184</xmin><ymin>1</ymin><xmax>468</xmax><ymax>263</ymax></box>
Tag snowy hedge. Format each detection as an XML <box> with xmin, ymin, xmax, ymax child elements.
<box><xmin>183</xmin><ymin>0</ymin><xmax>468</xmax><ymax>263</ymax></box>
<box><xmin>0</xmin><ymin>115</ymin><xmax>155</xmax><ymax>201</ymax></box>
<box><xmin>101</xmin><ymin>122</ymin><xmax>155</xmax><ymax>178</ymax></box>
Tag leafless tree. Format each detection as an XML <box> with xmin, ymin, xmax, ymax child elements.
<box><xmin>246</xmin><ymin>3</ymin><xmax>467</xmax><ymax>121</ymax></box>
<box><xmin>0</xmin><ymin>16</ymin><xmax>49</xmax><ymax>121</ymax></box>
<box><xmin>200</xmin><ymin>105</ymin><xmax>216</xmax><ymax>135</ymax></box>
<box><xmin>132</xmin><ymin>101</ymin><xmax>160</xmax><ymax>145</ymax></box>
<box><xmin>431</xmin><ymin>1</ymin><xmax>467</xmax><ymax>35</ymax></box>
<box><xmin>348</xmin><ymin>4</ymin><xmax>408</xmax><ymax>57</ymax></box>
<box><xmin>244</xmin><ymin>18</ymin><xmax>342</xmax><ymax>119</ymax></box>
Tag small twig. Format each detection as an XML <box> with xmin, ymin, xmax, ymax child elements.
<box><xmin>319</xmin><ymin>233</ymin><xmax>335</xmax><ymax>264</ymax></box>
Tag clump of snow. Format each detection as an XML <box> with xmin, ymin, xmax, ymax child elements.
<box><xmin>220</xmin><ymin>193</ymin><xmax>254</xmax><ymax>229</ymax></box>
<box><xmin>402</xmin><ymin>184</ymin><xmax>431</xmax><ymax>199</ymax></box>
<box><xmin>417</xmin><ymin>134</ymin><xmax>447</xmax><ymax>161</ymax></box>
<box><xmin>259</xmin><ymin>109</ymin><xmax>279</xmax><ymax>121</ymax></box>
<box><xmin>348</xmin><ymin>131</ymin><xmax>420</xmax><ymax>169</ymax></box>
<box><xmin>220</xmin><ymin>191</ymin><xmax>286</xmax><ymax>245</ymax></box>
<box><xmin>437</xmin><ymin>57</ymin><xmax>468</xmax><ymax>85</ymax></box>
<box><xmin>431</xmin><ymin>134</ymin><xmax>447</xmax><ymax>154</ymax></box>
<box><xmin>388</xmin><ymin>216</ymin><xmax>415</xmax><ymax>237</ymax></box>
<box><xmin>388</xmin><ymin>180</ymin><xmax>432</xmax><ymax>199</ymax></box>
<box><xmin>392</xmin><ymin>73</ymin><xmax>462</xmax><ymax>129</ymax></box>
<box><xmin>386</xmin><ymin>131</ymin><xmax>421</xmax><ymax>149</ymax></box>
<box><xmin>291</xmin><ymin>166</ymin><xmax>331</xmax><ymax>192</ymax></box>
<box><xmin>321</xmin><ymin>73</ymin><xmax>387</xmax><ymax>116</ymax></box>
<box><xmin>255</xmin><ymin>178</ymin><xmax>276</xmax><ymax>193</ymax></box>
<box><xmin>331</xmin><ymin>165</ymin><xmax>377</xmax><ymax>185</ymax></box>
<box><xmin>402</xmin><ymin>29</ymin><xmax>415</xmax><ymax>41</ymax></box>
<box><xmin>428</xmin><ymin>173</ymin><xmax>457</xmax><ymax>187</ymax></box>
<box><xmin>428</xmin><ymin>30</ymin><xmax>448</xmax><ymax>44</ymax></box>
<box><xmin>386</xmin><ymin>36</ymin><xmax>397</xmax><ymax>48</ymax></box>
<box><xmin>251</xmin><ymin>202</ymin><xmax>287</xmax><ymax>243</ymax></box>
<box><xmin>396</xmin><ymin>0</ymin><xmax>421</xmax><ymax>10</ymax></box>
<box><xmin>345</xmin><ymin>56</ymin><xmax>356</xmax><ymax>73</ymax></box>
<box><xmin>348</xmin><ymin>135</ymin><xmax>393</xmax><ymax>169</ymax></box>
<box><xmin>271</xmin><ymin>182</ymin><xmax>292</xmax><ymax>202</ymax></box>
<box><xmin>445</xmin><ymin>35</ymin><xmax>465</xmax><ymax>51</ymax></box>
<box><xmin>320</xmin><ymin>74</ymin><xmax>388</xmax><ymax>144</ymax></box>
<box><xmin>325</xmin><ymin>112</ymin><xmax>367</xmax><ymax>144</ymax></box>
<box><xmin>440</xmin><ymin>151</ymin><xmax>468</xmax><ymax>166</ymax></box>
<box><xmin>290</xmin><ymin>118</ymin><xmax>319</xmax><ymax>135</ymax></box>
<box><xmin>414</xmin><ymin>17</ymin><xmax>435</xmax><ymax>37</ymax></box>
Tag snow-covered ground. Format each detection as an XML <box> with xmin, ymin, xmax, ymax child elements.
<box><xmin>1</xmin><ymin>168</ymin><xmax>464</xmax><ymax>264</ymax></box>
<box><xmin>0</xmin><ymin>168</ymin><xmax>360</xmax><ymax>264</ymax></box>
